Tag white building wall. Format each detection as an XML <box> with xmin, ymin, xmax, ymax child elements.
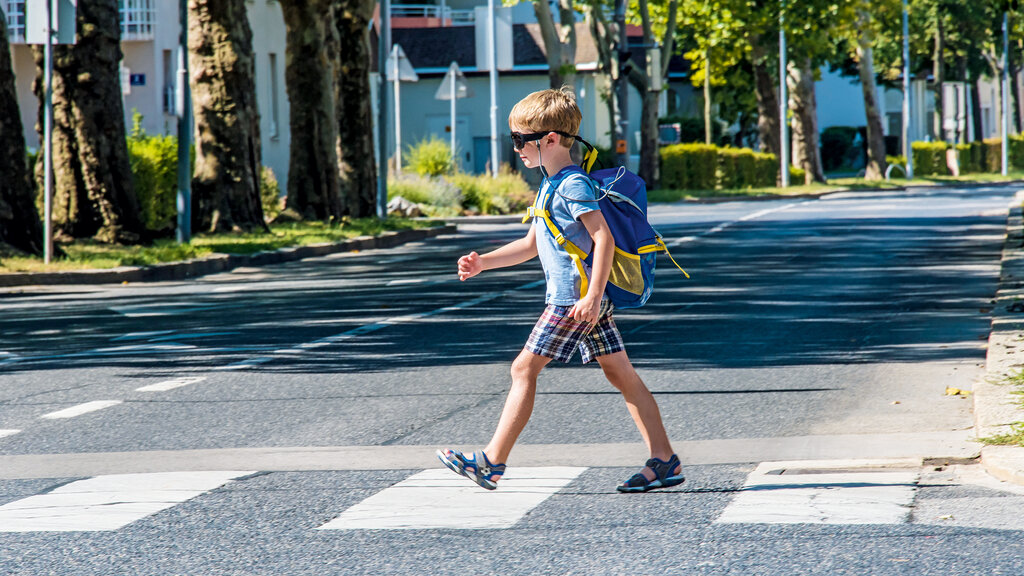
<box><xmin>7</xmin><ymin>0</ymin><xmax>290</xmax><ymax>189</ymax></box>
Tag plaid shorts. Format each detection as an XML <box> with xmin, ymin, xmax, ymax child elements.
<box><xmin>525</xmin><ymin>299</ymin><xmax>625</xmax><ymax>363</ymax></box>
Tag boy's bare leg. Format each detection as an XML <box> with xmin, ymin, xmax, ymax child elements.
<box><xmin>483</xmin><ymin>348</ymin><xmax>552</xmax><ymax>464</ymax></box>
<box><xmin>597</xmin><ymin>350</ymin><xmax>681</xmax><ymax>479</ymax></box>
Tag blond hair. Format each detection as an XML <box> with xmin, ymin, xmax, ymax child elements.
<box><xmin>508</xmin><ymin>86</ymin><xmax>581</xmax><ymax>148</ymax></box>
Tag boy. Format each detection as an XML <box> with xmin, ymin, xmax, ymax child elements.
<box><xmin>437</xmin><ymin>87</ymin><xmax>684</xmax><ymax>493</ymax></box>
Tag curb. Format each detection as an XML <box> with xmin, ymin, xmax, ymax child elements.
<box><xmin>0</xmin><ymin>224</ymin><xmax>457</xmax><ymax>288</ymax></box>
<box><xmin>977</xmin><ymin>189</ymin><xmax>1024</xmax><ymax>486</ymax></box>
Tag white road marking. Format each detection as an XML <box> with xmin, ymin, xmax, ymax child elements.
<box><xmin>0</xmin><ymin>430</ymin><xmax>21</xmax><ymax>439</ymax></box>
<box><xmin>111</xmin><ymin>331</ymin><xmax>177</xmax><ymax>341</ymax></box>
<box><xmin>109</xmin><ymin>303</ymin><xmax>218</xmax><ymax>317</ymax></box>
<box><xmin>668</xmin><ymin>202</ymin><xmax>802</xmax><ymax>247</ymax></box>
<box><xmin>136</xmin><ymin>377</ymin><xmax>207</xmax><ymax>392</ymax></box>
<box><xmin>219</xmin><ymin>279</ymin><xmax>545</xmax><ymax>370</ymax></box>
<box><xmin>717</xmin><ymin>460</ymin><xmax>919</xmax><ymax>525</ymax></box>
<box><xmin>40</xmin><ymin>400</ymin><xmax>123</xmax><ymax>420</ymax></box>
<box><xmin>0</xmin><ymin>471</ymin><xmax>254</xmax><ymax>532</ymax></box>
<box><xmin>318</xmin><ymin>467</ymin><xmax>586</xmax><ymax>530</ymax></box>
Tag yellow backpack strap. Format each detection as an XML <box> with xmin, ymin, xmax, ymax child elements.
<box><xmin>656</xmin><ymin>238</ymin><xmax>689</xmax><ymax>279</ymax></box>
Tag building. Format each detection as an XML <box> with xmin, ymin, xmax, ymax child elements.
<box><xmin>4</xmin><ymin>0</ymin><xmax>289</xmax><ymax>187</ymax></box>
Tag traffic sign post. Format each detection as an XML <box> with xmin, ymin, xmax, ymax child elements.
<box><xmin>434</xmin><ymin>62</ymin><xmax>473</xmax><ymax>170</ymax></box>
<box><xmin>25</xmin><ymin>0</ymin><xmax>77</xmax><ymax>264</ymax></box>
<box><xmin>385</xmin><ymin>44</ymin><xmax>418</xmax><ymax>175</ymax></box>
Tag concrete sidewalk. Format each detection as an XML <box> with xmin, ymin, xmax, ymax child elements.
<box><xmin>0</xmin><ymin>224</ymin><xmax>456</xmax><ymax>288</ymax></box>
<box><xmin>976</xmin><ymin>191</ymin><xmax>1024</xmax><ymax>486</ymax></box>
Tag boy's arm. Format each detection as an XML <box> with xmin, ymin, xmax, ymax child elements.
<box><xmin>458</xmin><ymin>226</ymin><xmax>538</xmax><ymax>281</ymax></box>
<box><xmin>571</xmin><ymin>210</ymin><xmax>614</xmax><ymax>323</ymax></box>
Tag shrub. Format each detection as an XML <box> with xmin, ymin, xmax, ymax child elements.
<box><xmin>447</xmin><ymin>169</ymin><xmax>533</xmax><ymax>215</ymax></box>
<box><xmin>659</xmin><ymin>116</ymin><xmax>723</xmax><ymax>144</ymax></box>
<box><xmin>1011</xmin><ymin>135</ymin><xmax>1024</xmax><ymax>170</ymax></box>
<box><xmin>820</xmin><ymin>126</ymin><xmax>860</xmax><ymax>171</ymax></box>
<box><xmin>660</xmin><ymin>143</ymin><xmax>717</xmax><ymax>190</ymax></box>
<box><xmin>717</xmin><ymin>147</ymin><xmax>778</xmax><ymax>189</ymax></box>
<box><xmin>387</xmin><ymin>174</ymin><xmax>462</xmax><ymax>217</ymax></box>
<box><xmin>127</xmin><ymin>113</ymin><xmax>179</xmax><ymax>233</ymax></box>
<box><xmin>405</xmin><ymin>135</ymin><xmax>455</xmax><ymax>177</ymax></box>
<box><xmin>261</xmin><ymin>166</ymin><xmax>282</xmax><ymax>222</ymax></box>
<box><xmin>983</xmin><ymin>138</ymin><xmax>1003</xmax><ymax>173</ymax></box>
<box><xmin>954</xmin><ymin>142</ymin><xmax>985</xmax><ymax>174</ymax></box>
<box><xmin>912</xmin><ymin>141</ymin><xmax>949</xmax><ymax>176</ymax></box>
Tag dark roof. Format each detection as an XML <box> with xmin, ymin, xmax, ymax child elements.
<box><xmin>372</xmin><ymin>23</ymin><xmax>690</xmax><ymax>77</ymax></box>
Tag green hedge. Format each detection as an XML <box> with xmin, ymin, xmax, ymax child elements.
<box><xmin>910</xmin><ymin>137</ymin><xmax>1024</xmax><ymax>176</ymax></box>
<box><xmin>128</xmin><ymin>128</ymin><xmax>179</xmax><ymax>233</ymax></box>
<box><xmin>660</xmin><ymin>143</ymin><xmax>718</xmax><ymax>190</ymax></box>
<box><xmin>661</xmin><ymin>144</ymin><xmax>799</xmax><ymax>190</ymax></box>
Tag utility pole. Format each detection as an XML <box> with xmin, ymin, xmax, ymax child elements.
<box><xmin>488</xmin><ymin>0</ymin><xmax>499</xmax><ymax>178</ymax></box>
<box><xmin>176</xmin><ymin>0</ymin><xmax>192</xmax><ymax>243</ymax></box>
<box><xmin>42</xmin><ymin>0</ymin><xmax>53</xmax><ymax>262</ymax></box>
<box><xmin>1003</xmin><ymin>10</ymin><xmax>1010</xmax><ymax>176</ymax></box>
<box><xmin>902</xmin><ymin>0</ymin><xmax>913</xmax><ymax>179</ymax></box>
<box><xmin>779</xmin><ymin>0</ymin><xmax>789</xmax><ymax>187</ymax></box>
<box><xmin>614</xmin><ymin>0</ymin><xmax>629</xmax><ymax>168</ymax></box>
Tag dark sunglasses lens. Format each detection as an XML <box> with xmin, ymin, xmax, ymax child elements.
<box><xmin>510</xmin><ymin>133</ymin><xmax>524</xmax><ymax>149</ymax></box>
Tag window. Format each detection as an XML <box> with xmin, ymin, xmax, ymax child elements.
<box><xmin>5</xmin><ymin>1</ymin><xmax>25</xmax><ymax>42</ymax></box>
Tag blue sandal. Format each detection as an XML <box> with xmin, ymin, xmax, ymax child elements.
<box><xmin>617</xmin><ymin>454</ymin><xmax>685</xmax><ymax>493</ymax></box>
<box><xmin>436</xmin><ymin>449</ymin><xmax>506</xmax><ymax>490</ymax></box>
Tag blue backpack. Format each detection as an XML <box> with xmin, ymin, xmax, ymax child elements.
<box><xmin>526</xmin><ymin>145</ymin><xmax>688</xmax><ymax>309</ymax></box>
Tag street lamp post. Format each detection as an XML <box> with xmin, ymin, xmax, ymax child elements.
<box><xmin>902</xmin><ymin>0</ymin><xmax>913</xmax><ymax>179</ymax></box>
<box><xmin>1003</xmin><ymin>10</ymin><xmax>1010</xmax><ymax>176</ymax></box>
<box><xmin>176</xmin><ymin>0</ymin><xmax>192</xmax><ymax>244</ymax></box>
<box><xmin>779</xmin><ymin>1</ymin><xmax>788</xmax><ymax>187</ymax></box>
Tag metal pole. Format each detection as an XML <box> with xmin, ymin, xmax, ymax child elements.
<box><xmin>779</xmin><ymin>2</ymin><xmax>789</xmax><ymax>187</ymax></box>
<box><xmin>488</xmin><ymin>0</ymin><xmax>499</xmax><ymax>178</ymax></box>
<box><xmin>43</xmin><ymin>0</ymin><xmax>53</xmax><ymax>263</ymax></box>
<box><xmin>450</xmin><ymin>66</ymin><xmax>457</xmax><ymax>168</ymax></box>
<box><xmin>902</xmin><ymin>0</ymin><xmax>913</xmax><ymax>179</ymax></box>
<box><xmin>176</xmin><ymin>0</ymin><xmax>191</xmax><ymax>244</ymax></box>
<box><xmin>1003</xmin><ymin>11</ymin><xmax>1010</xmax><ymax>176</ymax></box>
<box><xmin>614</xmin><ymin>0</ymin><xmax>628</xmax><ymax>168</ymax></box>
<box><xmin>376</xmin><ymin>0</ymin><xmax>391</xmax><ymax>218</ymax></box>
<box><xmin>393</xmin><ymin>45</ymin><xmax>402</xmax><ymax>176</ymax></box>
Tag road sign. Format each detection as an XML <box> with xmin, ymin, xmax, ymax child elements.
<box><xmin>25</xmin><ymin>0</ymin><xmax>77</xmax><ymax>45</ymax></box>
<box><xmin>434</xmin><ymin>62</ymin><xmax>473</xmax><ymax>101</ymax></box>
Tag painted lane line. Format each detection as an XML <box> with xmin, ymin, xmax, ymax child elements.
<box><xmin>668</xmin><ymin>202</ymin><xmax>802</xmax><ymax>247</ymax></box>
<box><xmin>40</xmin><ymin>400</ymin><xmax>123</xmax><ymax>420</ymax></box>
<box><xmin>0</xmin><ymin>471</ymin><xmax>254</xmax><ymax>532</ymax></box>
<box><xmin>219</xmin><ymin>279</ymin><xmax>545</xmax><ymax>370</ymax></box>
<box><xmin>318</xmin><ymin>467</ymin><xmax>586</xmax><ymax>530</ymax></box>
<box><xmin>111</xmin><ymin>331</ymin><xmax>177</xmax><ymax>341</ymax></box>
<box><xmin>136</xmin><ymin>377</ymin><xmax>207</xmax><ymax>392</ymax></box>
<box><xmin>0</xmin><ymin>430</ymin><xmax>21</xmax><ymax>439</ymax></box>
<box><xmin>716</xmin><ymin>460</ymin><xmax>920</xmax><ymax>525</ymax></box>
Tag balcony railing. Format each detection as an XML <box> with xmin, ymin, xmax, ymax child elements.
<box><xmin>392</xmin><ymin>4</ymin><xmax>474</xmax><ymax>25</ymax></box>
<box><xmin>4</xmin><ymin>0</ymin><xmax>155</xmax><ymax>44</ymax></box>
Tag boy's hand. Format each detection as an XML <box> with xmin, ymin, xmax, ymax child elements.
<box><xmin>458</xmin><ymin>252</ymin><xmax>484</xmax><ymax>281</ymax></box>
<box><xmin>569</xmin><ymin>295</ymin><xmax>602</xmax><ymax>324</ymax></box>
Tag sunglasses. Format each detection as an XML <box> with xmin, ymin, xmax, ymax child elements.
<box><xmin>509</xmin><ymin>130</ymin><xmax>576</xmax><ymax>150</ymax></box>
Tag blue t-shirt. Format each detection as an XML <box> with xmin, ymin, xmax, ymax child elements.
<box><xmin>533</xmin><ymin>165</ymin><xmax>599</xmax><ymax>305</ymax></box>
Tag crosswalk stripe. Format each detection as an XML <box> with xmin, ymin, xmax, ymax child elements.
<box><xmin>317</xmin><ymin>467</ymin><xmax>586</xmax><ymax>530</ymax></box>
<box><xmin>716</xmin><ymin>460</ymin><xmax>920</xmax><ymax>525</ymax></box>
<box><xmin>39</xmin><ymin>400</ymin><xmax>123</xmax><ymax>420</ymax></box>
<box><xmin>0</xmin><ymin>471</ymin><xmax>254</xmax><ymax>532</ymax></box>
<box><xmin>136</xmin><ymin>376</ymin><xmax>207</xmax><ymax>392</ymax></box>
<box><xmin>0</xmin><ymin>430</ymin><xmax>20</xmax><ymax>439</ymax></box>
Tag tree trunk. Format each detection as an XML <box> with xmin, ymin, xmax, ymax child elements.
<box><xmin>933</xmin><ymin>16</ymin><xmax>944</xmax><ymax>141</ymax></box>
<box><xmin>971</xmin><ymin>77</ymin><xmax>984</xmax><ymax>141</ymax></box>
<box><xmin>584</xmin><ymin>2</ymin><xmax>616</xmax><ymax>150</ymax></box>
<box><xmin>331</xmin><ymin>0</ymin><xmax>378</xmax><ymax>218</ymax></box>
<box><xmin>0</xmin><ymin>10</ymin><xmax>43</xmax><ymax>254</ymax></box>
<box><xmin>280</xmin><ymin>0</ymin><xmax>341</xmax><ymax>221</ymax></box>
<box><xmin>787</xmin><ymin>58</ymin><xmax>826</xmax><ymax>184</ymax></box>
<box><xmin>33</xmin><ymin>0</ymin><xmax>142</xmax><ymax>244</ymax></box>
<box><xmin>751</xmin><ymin>39</ymin><xmax>780</xmax><ymax>156</ymax></box>
<box><xmin>188</xmin><ymin>0</ymin><xmax>266</xmax><ymax>233</ymax></box>
<box><xmin>533</xmin><ymin>0</ymin><xmax>577</xmax><ymax>89</ymax></box>
<box><xmin>855</xmin><ymin>8</ymin><xmax>887</xmax><ymax>181</ymax></box>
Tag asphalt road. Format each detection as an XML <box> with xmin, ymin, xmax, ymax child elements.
<box><xmin>1</xmin><ymin>185</ymin><xmax>1023</xmax><ymax>575</ymax></box>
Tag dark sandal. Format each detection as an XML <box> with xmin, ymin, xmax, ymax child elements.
<box><xmin>436</xmin><ymin>448</ymin><xmax>506</xmax><ymax>490</ymax></box>
<box><xmin>617</xmin><ymin>454</ymin><xmax>685</xmax><ymax>493</ymax></box>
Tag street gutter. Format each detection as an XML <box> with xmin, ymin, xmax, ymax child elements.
<box><xmin>977</xmin><ymin>189</ymin><xmax>1024</xmax><ymax>486</ymax></box>
<box><xmin>0</xmin><ymin>225</ymin><xmax>456</xmax><ymax>288</ymax></box>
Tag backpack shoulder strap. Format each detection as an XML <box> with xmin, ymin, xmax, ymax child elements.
<box><xmin>522</xmin><ymin>174</ymin><xmax>595</xmax><ymax>299</ymax></box>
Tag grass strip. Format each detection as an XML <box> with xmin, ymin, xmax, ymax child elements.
<box><xmin>650</xmin><ymin>171</ymin><xmax>1024</xmax><ymax>203</ymax></box>
<box><xmin>981</xmin><ymin>371</ymin><xmax>1024</xmax><ymax>448</ymax></box>
<box><xmin>0</xmin><ymin>218</ymin><xmax>441</xmax><ymax>273</ymax></box>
